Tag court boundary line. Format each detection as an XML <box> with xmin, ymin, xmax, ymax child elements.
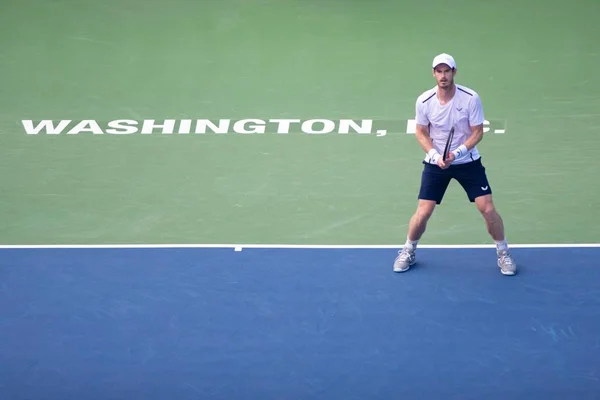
<box><xmin>1</xmin><ymin>243</ymin><xmax>599</xmax><ymax>249</ymax></box>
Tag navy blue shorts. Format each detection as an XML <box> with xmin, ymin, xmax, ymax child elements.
<box><xmin>418</xmin><ymin>158</ymin><xmax>492</xmax><ymax>204</ymax></box>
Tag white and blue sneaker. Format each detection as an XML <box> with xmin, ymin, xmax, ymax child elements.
<box><xmin>393</xmin><ymin>248</ymin><xmax>416</xmax><ymax>272</ymax></box>
<box><xmin>497</xmin><ymin>249</ymin><xmax>517</xmax><ymax>275</ymax></box>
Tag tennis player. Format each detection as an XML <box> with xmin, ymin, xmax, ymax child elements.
<box><xmin>393</xmin><ymin>53</ymin><xmax>517</xmax><ymax>276</ymax></box>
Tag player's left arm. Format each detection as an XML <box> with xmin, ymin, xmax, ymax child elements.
<box><xmin>463</xmin><ymin>123</ymin><xmax>484</xmax><ymax>150</ymax></box>
<box><xmin>449</xmin><ymin>94</ymin><xmax>485</xmax><ymax>159</ymax></box>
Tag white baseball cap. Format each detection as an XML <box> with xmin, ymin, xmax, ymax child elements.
<box><xmin>432</xmin><ymin>53</ymin><xmax>456</xmax><ymax>69</ymax></box>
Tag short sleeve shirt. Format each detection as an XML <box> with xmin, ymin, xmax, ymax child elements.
<box><xmin>415</xmin><ymin>84</ymin><xmax>484</xmax><ymax>165</ymax></box>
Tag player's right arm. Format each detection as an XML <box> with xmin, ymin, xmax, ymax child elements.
<box><xmin>415</xmin><ymin>96</ymin><xmax>443</xmax><ymax>165</ymax></box>
<box><xmin>415</xmin><ymin>123</ymin><xmax>434</xmax><ymax>153</ymax></box>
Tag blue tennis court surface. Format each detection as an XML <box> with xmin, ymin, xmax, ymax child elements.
<box><xmin>1</xmin><ymin>247</ymin><xmax>600</xmax><ymax>399</ymax></box>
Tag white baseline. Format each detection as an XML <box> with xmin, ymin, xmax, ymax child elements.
<box><xmin>0</xmin><ymin>243</ymin><xmax>598</xmax><ymax>249</ymax></box>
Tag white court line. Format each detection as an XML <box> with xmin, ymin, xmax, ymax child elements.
<box><xmin>0</xmin><ymin>243</ymin><xmax>599</xmax><ymax>249</ymax></box>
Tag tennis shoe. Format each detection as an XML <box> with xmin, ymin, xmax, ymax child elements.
<box><xmin>497</xmin><ymin>249</ymin><xmax>517</xmax><ymax>276</ymax></box>
<box><xmin>393</xmin><ymin>248</ymin><xmax>415</xmax><ymax>272</ymax></box>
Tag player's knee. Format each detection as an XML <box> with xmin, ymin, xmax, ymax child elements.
<box><xmin>478</xmin><ymin>202</ymin><xmax>497</xmax><ymax>219</ymax></box>
<box><xmin>415</xmin><ymin>202</ymin><xmax>436</xmax><ymax>221</ymax></box>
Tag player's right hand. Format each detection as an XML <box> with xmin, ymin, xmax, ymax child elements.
<box><xmin>437</xmin><ymin>157</ymin><xmax>450</xmax><ymax>169</ymax></box>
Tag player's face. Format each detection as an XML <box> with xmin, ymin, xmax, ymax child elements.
<box><xmin>433</xmin><ymin>64</ymin><xmax>456</xmax><ymax>89</ymax></box>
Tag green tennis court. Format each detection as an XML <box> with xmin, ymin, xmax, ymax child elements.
<box><xmin>2</xmin><ymin>0</ymin><xmax>599</xmax><ymax>246</ymax></box>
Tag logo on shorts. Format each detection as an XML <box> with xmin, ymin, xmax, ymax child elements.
<box><xmin>481</xmin><ymin>186</ymin><xmax>489</xmax><ymax>190</ymax></box>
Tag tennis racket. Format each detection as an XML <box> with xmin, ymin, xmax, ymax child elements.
<box><xmin>443</xmin><ymin>126</ymin><xmax>455</xmax><ymax>160</ymax></box>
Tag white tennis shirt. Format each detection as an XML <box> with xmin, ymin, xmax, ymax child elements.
<box><xmin>415</xmin><ymin>84</ymin><xmax>485</xmax><ymax>165</ymax></box>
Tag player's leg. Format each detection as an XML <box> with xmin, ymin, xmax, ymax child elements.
<box><xmin>454</xmin><ymin>159</ymin><xmax>517</xmax><ymax>275</ymax></box>
<box><xmin>394</xmin><ymin>164</ymin><xmax>451</xmax><ymax>272</ymax></box>
<box><xmin>473</xmin><ymin>194</ymin><xmax>516</xmax><ymax>275</ymax></box>
<box><xmin>394</xmin><ymin>200</ymin><xmax>438</xmax><ymax>272</ymax></box>
<box><xmin>407</xmin><ymin>199</ymin><xmax>437</xmax><ymax>242</ymax></box>
<box><xmin>474</xmin><ymin>194</ymin><xmax>504</xmax><ymax>243</ymax></box>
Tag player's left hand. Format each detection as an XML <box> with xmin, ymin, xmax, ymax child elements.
<box><xmin>445</xmin><ymin>152</ymin><xmax>456</xmax><ymax>164</ymax></box>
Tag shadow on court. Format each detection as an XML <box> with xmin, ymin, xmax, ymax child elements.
<box><xmin>1</xmin><ymin>248</ymin><xmax>599</xmax><ymax>399</ymax></box>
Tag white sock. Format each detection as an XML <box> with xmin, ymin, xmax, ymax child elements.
<box><xmin>495</xmin><ymin>239</ymin><xmax>508</xmax><ymax>252</ymax></box>
<box><xmin>405</xmin><ymin>237</ymin><xmax>419</xmax><ymax>251</ymax></box>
